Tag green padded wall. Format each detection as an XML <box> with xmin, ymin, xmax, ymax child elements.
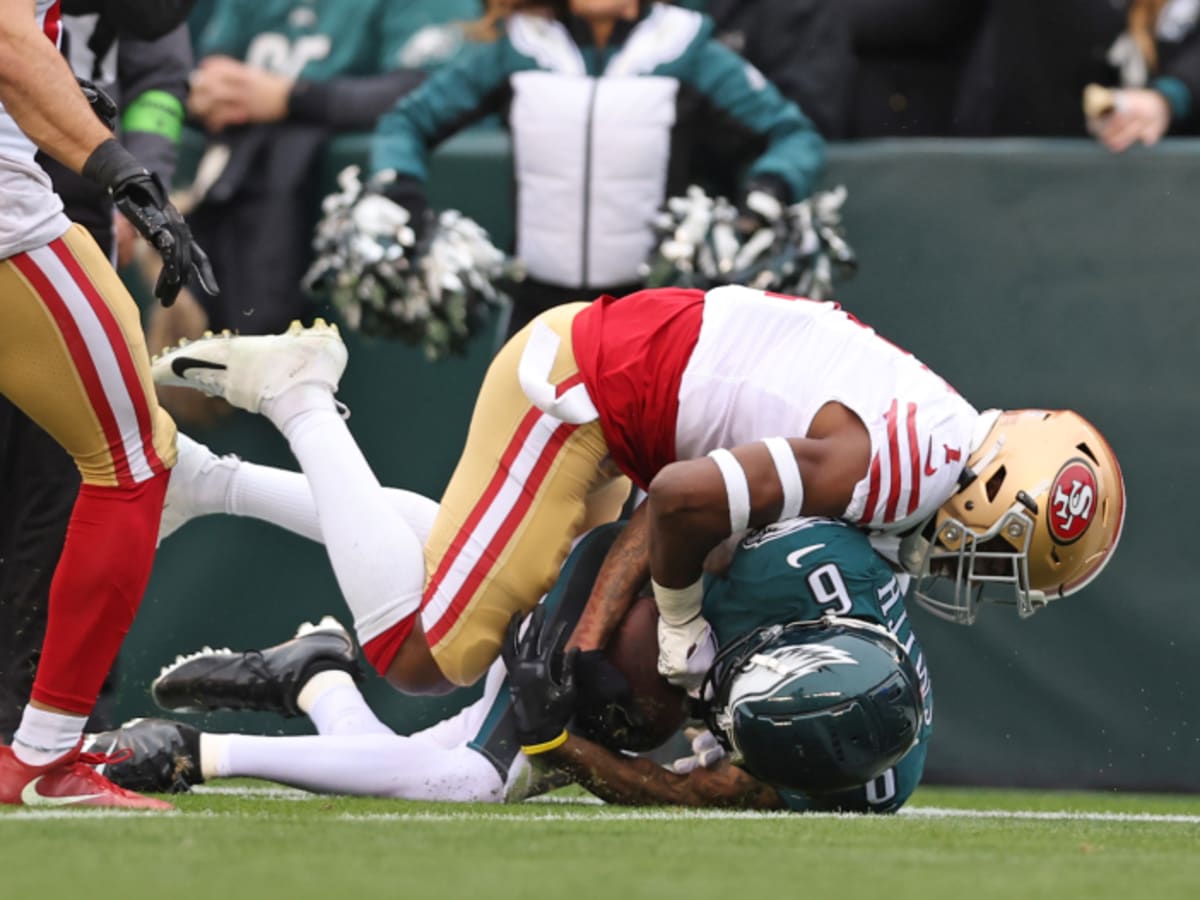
<box><xmin>122</xmin><ymin>133</ymin><xmax>1200</xmax><ymax>791</ymax></box>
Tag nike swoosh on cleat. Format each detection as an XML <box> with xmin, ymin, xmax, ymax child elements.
<box><xmin>170</xmin><ymin>357</ymin><xmax>227</xmax><ymax>378</ymax></box>
<box><xmin>21</xmin><ymin>776</ymin><xmax>103</xmax><ymax>807</ymax></box>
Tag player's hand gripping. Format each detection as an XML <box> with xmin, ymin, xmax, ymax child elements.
<box><xmin>668</xmin><ymin>729</ymin><xmax>727</xmax><ymax>775</ymax></box>
<box><xmin>502</xmin><ymin>606</ymin><xmax>578</xmax><ymax>755</ymax></box>
<box><xmin>657</xmin><ymin>614</ymin><xmax>717</xmax><ymax>696</ymax></box>
<box><xmin>82</xmin><ymin>138</ymin><xmax>219</xmax><ymax>306</ymax></box>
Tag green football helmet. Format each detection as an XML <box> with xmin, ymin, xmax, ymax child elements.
<box><xmin>701</xmin><ymin>616</ymin><xmax>923</xmax><ymax>793</ymax></box>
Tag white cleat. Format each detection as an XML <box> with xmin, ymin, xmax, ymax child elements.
<box><xmin>151</xmin><ymin>319</ymin><xmax>348</xmax><ymax>414</ymax></box>
<box><xmin>159</xmin><ymin>433</ymin><xmax>241</xmax><ymax>545</ymax></box>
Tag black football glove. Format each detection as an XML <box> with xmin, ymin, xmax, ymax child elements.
<box><xmin>736</xmin><ymin>174</ymin><xmax>791</xmax><ymax>236</ymax></box>
<box><xmin>380</xmin><ymin>172</ymin><xmax>432</xmax><ymax>243</ymax></box>
<box><xmin>501</xmin><ymin>606</ymin><xmax>578</xmax><ymax>755</ymax></box>
<box><xmin>82</xmin><ymin>139</ymin><xmax>219</xmax><ymax>307</ymax></box>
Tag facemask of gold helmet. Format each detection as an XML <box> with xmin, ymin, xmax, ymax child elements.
<box><xmin>902</xmin><ymin>409</ymin><xmax>1126</xmax><ymax>625</ymax></box>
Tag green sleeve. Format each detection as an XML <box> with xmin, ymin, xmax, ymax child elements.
<box><xmin>681</xmin><ymin>39</ymin><xmax>826</xmax><ymax>201</ymax></box>
<box><xmin>370</xmin><ymin>37</ymin><xmax>522</xmax><ymax>179</ymax></box>
<box><xmin>1153</xmin><ymin>75</ymin><xmax>1192</xmax><ymax>123</ymax></box>
<box><xmin>195</xmin><ymin>0</ymin><xmax>255</xmax><ymax>59</ymax></box>
<box><xmin>378</xmin><ymin>0</ymin><xmax>482</xmax><ymax>71</ymax></box>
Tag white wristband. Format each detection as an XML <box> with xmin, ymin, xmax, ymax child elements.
<box><xmin>652</xmin><ymin>577</ymin><xmax>705</xmax><ymax>627</ymax></box>
<box><xmin>707</xmin><ymin>448</ymin><xmax>751</xmax><ymax>534</ymax></box>
<box><xmin>762</xmin><ymin>437</ymin><xmax>804</xmax><ymax>520</ymax></box>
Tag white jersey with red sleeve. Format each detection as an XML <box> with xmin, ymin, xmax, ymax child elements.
<box><xmin>0</xmin><ymin>0</ymin><xmax>72</xmax><ymax>260</ymax></box>
<box><xmin>674</xmin><ymin>286</ymin><xmax>980</xmax><ymax>534</ymax></box>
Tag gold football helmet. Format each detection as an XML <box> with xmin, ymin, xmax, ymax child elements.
<box><xmin>906</xmin><ymin>409</ymin><xmax>1126</xmax><ymax>624</ymax></box>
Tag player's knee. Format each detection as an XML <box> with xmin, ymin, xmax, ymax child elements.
<box><xmin>383</xmin><ymin>629</ymin><xmax>455</xmax><ymax>696</ymax></box>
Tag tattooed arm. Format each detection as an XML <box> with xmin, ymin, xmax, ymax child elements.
<box><xmin>566</xmin><ymin>500</ymin><xmax>651</xmax><ymax>652</ymax></box>
<box><xmin>542</xmin><ymin>733</ymin><xmax>785</xmax><ymax>809</ymax></box>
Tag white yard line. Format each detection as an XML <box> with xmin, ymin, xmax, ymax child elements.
<box><xmin>2</xmin><ymin>803</ymin><xmax>1199</xmax><ymax>824</ymax></box>
<box><xmin>903</xmin><ymin>806</ymin><xmax>1200</xmax><ymax>825</ymax></box>
<box><xmin>190</xmin><ymin>785</ymin><xmax>312</xmax><ymax>799</ymax></box>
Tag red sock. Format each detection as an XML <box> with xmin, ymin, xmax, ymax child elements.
<box><xmin>29</xmin><ymin>472</ymin><xmax>169</xmax><ymax>713</ymax></box>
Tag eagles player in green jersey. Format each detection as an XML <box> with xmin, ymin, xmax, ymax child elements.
<box><xmin>514</xmin><ymin>516</ymin><xmax>932</xmax><ymax>813</ymax></box>
<box><xmin>93</xmin><ymin>517</ymin><xmax>928</xmax><ymax>813</ymax></box>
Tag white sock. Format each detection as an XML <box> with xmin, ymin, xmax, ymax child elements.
<box><xmin>12</xmin><ymin>707</ymin><xmax>88</xmax><ymax>766</ymax></box>
<box><xmin>260</xmin><ymin>384</ymin><xmax>426</xmax><ymax>643</ymax></box>
<box><xmin>295</xmin><ymin>670</ymin><xmax>391</xmax><ymax>737</ymax></box>
<box><xmin>304</xmin><ymin>684</ymin><xmax>392</xmax><ymax>737</ymax></box>
<box><xmin>199</xmin><ymin>732</ymin><xmax>231</xmax><ymax>782</ymax></box>
<box><xmin>229</xmin><ymin>465</ymin><xmax>438</xmax><ymax>547</ymax></box>
<box><xmin>216</xmin><ymin>732</ymin><xmax>504</xmax><ymax>801</ymax></box>
<box><xmin>177</xmin><ymin>436</ymin><xmax>238</xmax><ymax>517</ymax></box>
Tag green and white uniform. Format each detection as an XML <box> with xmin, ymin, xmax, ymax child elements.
<box><xmin>372</xmin><ymin>3</ymin><xmax>824</xmax><ymax>290</ymax></box>
<box><xmin>703</xmin><ymin>517</ymin><xmax>934</xmax><ymax>813</ymax></box>
<box><xmin>461</xmin><ymin>518</ymin><xmax>931</xmax><ymax>811</ymax></box>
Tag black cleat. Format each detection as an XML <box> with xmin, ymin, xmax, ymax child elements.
<box><xmin>84</xmin><ymin>718</ymin><xmax>203</xmax><ymax>794</ymax></box>
<box><xmin>152</xmin><ymin>616</ymin><xmax>363</xmax><ymax>717</ymax></box>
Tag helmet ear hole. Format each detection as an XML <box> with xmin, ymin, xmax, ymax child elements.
<box><xmin>984</xmin><ymin>466</ymin><xmax>1006</xmax><ymax>502</ymax></box>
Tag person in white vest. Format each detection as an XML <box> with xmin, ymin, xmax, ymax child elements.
<box><xmin>371</xmin><ymin>0</ymin><xmax>826</xmax><ymax>336</ymax></box>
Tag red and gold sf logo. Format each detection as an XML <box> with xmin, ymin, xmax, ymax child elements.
<box><xmin>1048</xmin><ymin>460</ymin><xmax>1098</xmax><ymax>544</ymax></box>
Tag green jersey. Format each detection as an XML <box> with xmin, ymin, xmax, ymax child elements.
<box><xmin>197</xmin><ymin>0</ymin><xmax>480</xmax><ymax>80</ymax></box>
<box><xmin>703</xmin><ymin>517</ymin><xmax>934</xmax><ymax>813</ymax></box>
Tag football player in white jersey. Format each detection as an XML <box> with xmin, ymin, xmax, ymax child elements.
<box><xmin>151</xmin><ymin>286</ymin><xmax>1125</xmax><ymax>704</ymax></box>
<box><xmin>0</xmin><ymin>0</ymin><xmax>216</xmax><ymax>809</ymax></box>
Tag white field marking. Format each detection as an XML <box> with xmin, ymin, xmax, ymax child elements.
<box><xmin>190</xmin><ymin>785</ymin><xmax>313</xmax><ymax>799</ymax></box>
<box><xmin>328</xmin><ymin>808</ymin><xmax>1200</xmax><ymax>824</ymax></box>
<box><xmin>2</xmin><ymin>805</ymin><xmax>1200</xmax><ymax>825</ymax></box>
<box><xmin>0</xmin><ymin>809</ymin><xmax>183</xmax><ymax>821</ymax></box>
<box><xmin>902</xmin><ymin>806</ymin><xmax>1200</xmax><ymax>825</ymax></box>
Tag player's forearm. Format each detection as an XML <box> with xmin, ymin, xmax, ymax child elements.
<box><xmin>545</xmin><ymin>734</ymin><xmax>783</xmax><ymax>810</ymax></box>
<box><xmin>290</xmin><ymin>70</ymin><xmax>426</xmax><ymax>131</ymax></box>
<box><xmin>0</xmin><ymin>19</ymin><xmax>110</xmax><ymax>173</ymax></box>
<box><xmin>546</xmin><ymin>734</ymin><xmax>702</xmax><ymax>806</ymax></box>
<box><xmin>567</xmin><ymin>503</ymin><xmax>651</xmax><ymax>652</ymax></box>
<box><xmin>646</xmin><ymin>460</ymin><xmax>733</xmax><ymax>591</ymax></box>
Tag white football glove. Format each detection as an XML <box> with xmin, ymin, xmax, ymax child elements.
<box><xmin>656</xmin><ymin>614</ymin><xmax>717</xmax><ymax>695</ymax></box>
<box><xmin>668</xmin><ymin>729</ymin><xmax>727</xmax><ymax>775</ymax></box>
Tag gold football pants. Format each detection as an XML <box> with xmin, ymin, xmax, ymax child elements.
<box><xmin>421</xmin><ymin>303</ymin><xmax>627</xmax><ymax>685</ymax></box>
<box><xmin>0</xmin><ymin>224</ymin><xmax>175</xmax><ymax>485</ymax></box>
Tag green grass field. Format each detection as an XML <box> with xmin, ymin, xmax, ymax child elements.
<box><xmin>3</xmin><ymin>784</ymin><xmax>1199</xmax><ymax>899</ymax></box>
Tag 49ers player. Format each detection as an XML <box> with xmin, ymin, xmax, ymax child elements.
<box><xmin>152</xmin><ymin>284</ymin><xmax>1125</xmax><ymax>700</ymax></box>
<box><xmin>0</xmin><ymin>0</ymin><xmax>215</xmax><ymax>808</ymax></box>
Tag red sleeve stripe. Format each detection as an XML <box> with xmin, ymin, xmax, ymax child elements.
<box><xmin>862</xmin><ymin>449</ymin><xmax>883</xmax><ymax>524</ymax></box>
<box><xmin>422</xmin><ymin>408</ymin><xmax>579</xmax><ymax>647</ymax></box>
<box><xmin>42</xmin><ymin>0</ymin><xmax>62</xmax><ymax>45</ymax></box>
<box><xmin>883</xmin><ymin>399</ymin><xmax>903</xmax><ymax>522</ymax></box>
<box><xmin>905</xmin><ymin>402</ymin><xmax>921</xmax><ymax>516</ymax></box>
